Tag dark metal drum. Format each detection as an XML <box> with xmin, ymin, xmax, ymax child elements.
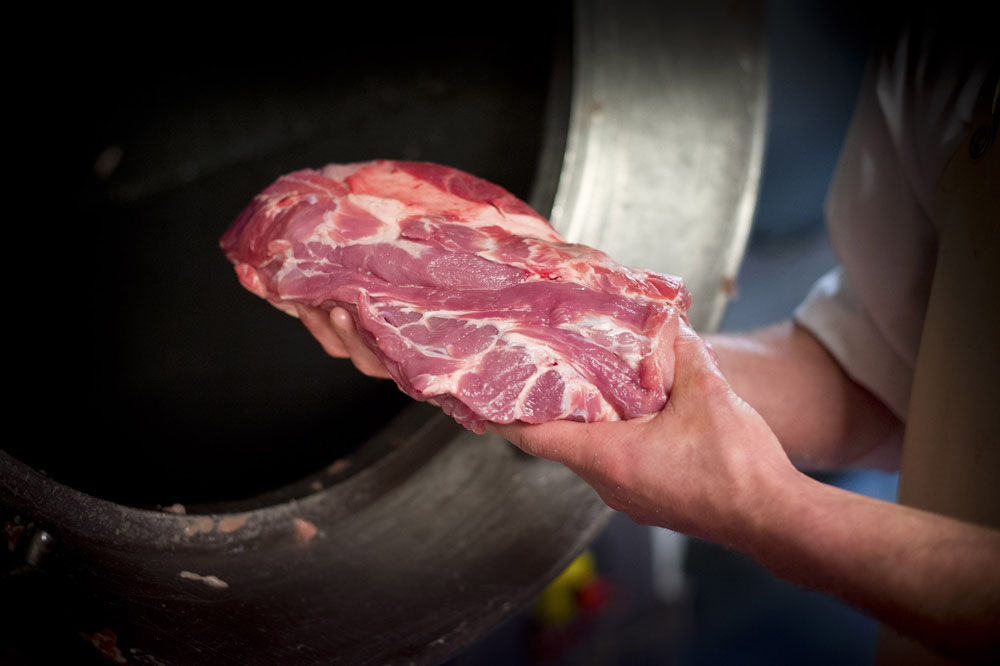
<box><xmin>2</xmin><ymin>2</ymin><xmax>764</xmax><ymax>664</ymax></box>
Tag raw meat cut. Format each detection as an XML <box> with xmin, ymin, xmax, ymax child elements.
<box><xmin>220</xmin><ymin>160</ymin><xmax>691</xmax><ymax>433</ymax></box>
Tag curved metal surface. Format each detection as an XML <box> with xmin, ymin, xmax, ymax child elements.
<box><xmin>553</xmin><ymin>0</ymin><xmax>767</xmax><ymax>331</ymax></box>
<box><xmin>2</xmin><ymin>8</ymin><xmax>607</xmax><ymax>664</ymax></box>
<box><xmin>2</xmin><ymin>407</ymin><xmax>608</xmax><ymax>666</ymax></box>
<box><xmin>1</xmin><ymin>3</ymin><xmax>767</xmax><ymax>664</ymax></box>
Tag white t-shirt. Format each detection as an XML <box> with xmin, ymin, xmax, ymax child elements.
<box><xmin>794</xmin><ymin>25</ymin><xmax>995</xmax><ymax>420</ymax></box>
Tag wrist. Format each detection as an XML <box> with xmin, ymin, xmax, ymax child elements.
<box><xmin>722</xmin><ymin>458</ymin><xmax>818</xmax><ymax>554</ymax></box>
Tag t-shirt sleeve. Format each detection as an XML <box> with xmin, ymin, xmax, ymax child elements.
<box><xmin>794</xmin><ymin>267</ymin><xmax>914</xmax><ymax>420</ymax></box>
<box><xmin>791</xmin><ymin>22</ymin><xmax>989</xmax><ymax>422</ymax></box>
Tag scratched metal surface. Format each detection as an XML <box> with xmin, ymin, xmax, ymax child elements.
<box><xmin>551</xmin><ymin>0</ymin><xmax>766</xmax><ymax>332</ymax></box>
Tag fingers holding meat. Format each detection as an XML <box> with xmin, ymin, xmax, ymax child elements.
<box><xmin>329</xmin><ymin>307</ymin><xmax>393</xmax><ymax>379</ymax></box>
<box><xmin>294</xmin><ymin>304</ymin><xmax>392</xmax><ymax>379</ymax></box>
<box><xmin>295</xmin><ymin>304</ymin><xmax>350</xmax><ymax>358</ymax></box>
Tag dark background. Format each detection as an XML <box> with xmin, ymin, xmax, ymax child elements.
<box><xmin>10</xmin><ymin>3</ymin><xmax>567</xmax><ymax>509</ymax></box>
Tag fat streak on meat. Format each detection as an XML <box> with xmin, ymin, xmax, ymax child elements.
<box><xmin>220</xmin><ymin>160</ymin><xmax>691</xmax><ymax>433</ymax></box>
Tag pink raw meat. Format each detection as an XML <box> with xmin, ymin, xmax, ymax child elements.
<box><xmin>220</xmin><ymin>160</ymin><xmax>691</xmax><ymax>433</ymax></box>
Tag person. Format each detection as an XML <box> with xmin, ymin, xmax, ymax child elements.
<box><xmin>295</xmin><ymin>13</ymin><xmax>999</xmax><ymax>664</ymax></box>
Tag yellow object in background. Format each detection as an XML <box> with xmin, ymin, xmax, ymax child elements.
<box><xmin>534</xmin><ymin>551</ymin><xmax>599</xmax><ymax>626</ymax></box>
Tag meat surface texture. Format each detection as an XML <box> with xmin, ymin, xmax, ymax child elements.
<box><xmin>220</xmin><ymin>160</ymin><xmax>691</xmax><ymax>433</ymax></box>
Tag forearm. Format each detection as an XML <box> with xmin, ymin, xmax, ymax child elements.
<box><xmin>707</xmin><ymin>322</ymin><xmax>903</xmax><ymax>470</ymax></box>
<box><xmin>733</xmin><ymin>469</ymin><xmax>1000</xmax><ymax>662</ymax></box>
<box><xmin>498</xmin><ymin>326</ymin><xmax>999</xmax><ymax>660</ymax></box>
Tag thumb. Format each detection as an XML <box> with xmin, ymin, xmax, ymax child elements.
<box><xmin>670</xmin><ymin>324</ymin><xmax>730</xmax><ymax>397</ymax></box>
<box><xmin>489</xmin><ymin>419</ymin><xmax>582</xmax><ymax>461</ymax></box>
<box><xmin>489</xmin><ymin>419</ymin><xmax>619</xmax><ymax>474</ymax></box>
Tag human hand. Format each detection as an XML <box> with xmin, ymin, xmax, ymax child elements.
<box><xmin>490</xmin><ymin>325</ymin><xmax>800</xmax><ymax>547</ymax></box>
<box><xmin>293</xmin><ymin>304</ymin><xmax>392</xmax><ymax>379</ymax></box>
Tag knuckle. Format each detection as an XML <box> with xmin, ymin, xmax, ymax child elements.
<box><xmin>600</xmin><ymin>485</ymin><xmax>634</xmax><ymax>514</ymax></box>
<box><xmin>688</xmin><ymin>364</ymin><xmax>731</xmax><ymax>399</ymax></box>
<box><xmin>353</xmin><ymin>359</ymin><xmax>377</xmax><ymax>377</ymax></box>
<box><xmin>688</xmin><ymin>360</ymin><xmax>718</xmax><ymax>386</ymax></box>
<box><xmin>596</xmin><ymin>449</ymin><xmax>629</xmax><ymax>487</ymax></box>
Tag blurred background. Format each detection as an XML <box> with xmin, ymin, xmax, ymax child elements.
<box><xmin>5</xmin><ymin>1</ymin><xmax>909</xmax><ymax>664</ymax></box>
